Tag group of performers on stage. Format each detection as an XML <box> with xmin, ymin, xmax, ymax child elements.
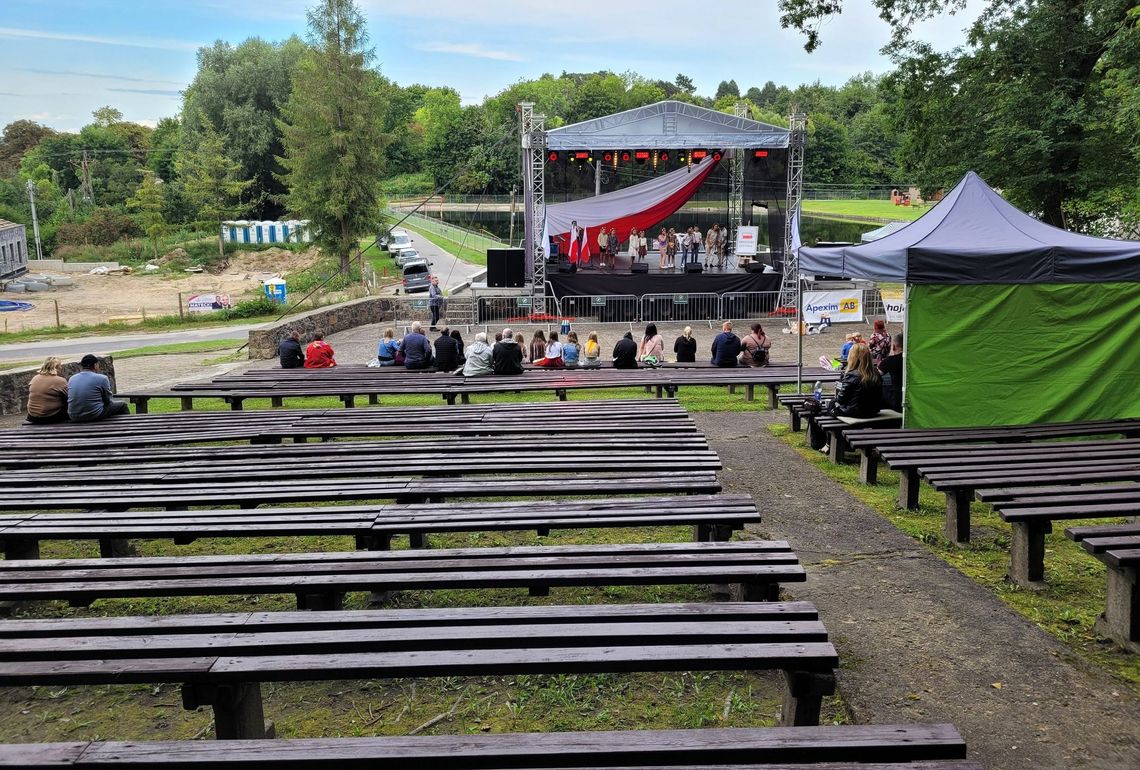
<box><xmin>565</xmin><ymin>221</ymin><xmax>732</xmax><ymax>272</ymax></box>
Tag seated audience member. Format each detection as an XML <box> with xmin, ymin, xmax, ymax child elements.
<box><xmin>461</xmin><ymin>332</ymin><xmax>494</xmax><ymax>376</ymax></box>
<box><xmin>868</xmin><ymin>319</ymin><xmax>891</xmax><ymax>364</ymax></box>
<box><xmin>878</xmin><ymin>332</ymin><xmax>904</xmax><ymax>411</ymax></box>
<box><xmin>840</xmin><ymin>332</ymin><xmax>864</xmax><ymax>363</ymax></box>
<box><xmin>674</xmin><ymin>326</ymin><xmax>696</xmax><ymax>363</ymax></box>
<box><xmin>534</xmin><ymin>330</ymin><xmax>565</xmax><ymax>367</ymax></box>
<box><xmin>434</xmin><ymin>325</ymin><xmax>461</xmax><ymax>372</ymax></box>
<box><xmin>492</xmin><ymin>327</ymin><xmax>525</xmax><ymax>375</ymax></box>
<box><xmin>613</xmin><ymin>331</ymin><xmax>639</xmax><ymax>369</ymax></box>
<box><xmin>67</xmin><ymin>354</ymin><xmax>129</xmax><ymax>422</ymax></box>
<box><xmin>402</xmin><ymin>321</ymin><xmax>434</xmax><ymax>370</ymax></box>
<box><xmin>582</xmin><ymin>332</ymin><xmax>602</xmax><ymax>368</ymax></box>
<box><xmin>529</xmin><ymin>330</ymin><xmax>547</xmax><ymax>364</ymax></box>
<box><xmin>740</xmin><ymin>322</ymin><xmax>772</xmax><ymax>367</ymax></box>
<box><xmin>279</xmin><ymin>330</ymin><xmax>305</xmax><ymax>368</ymax></box>
<box><xmin>562</xmin><ymin>332</ymin><xmax>581</xmax><ymax>366</ymax></box>
<box><xmin>26</xmin><ymin>356</ymin><xmax>69</xmax><ymax>424</ymax></box>
<box><xmin>639</xmin><ymin>323</ymin><xmax>664</xmax><ymax>365</ymax></box>
<box><xmin>710</xmin><ymin>321</ymin><xmax>741</xmax><ymax>367</ymax></box>
<box><xmin>450</xmin><ymin>329</ymin><xmax>465</xmax><ymax>368</ymax></box>
<box><xmin>304</xmin><ymin>335</ymin><xmax>337</xmax><ymax>368</ymax></box>
<box><xmin>376</xmin><ymin>328</ymin><xmax>401</xmax><ymax>366</ymax></box>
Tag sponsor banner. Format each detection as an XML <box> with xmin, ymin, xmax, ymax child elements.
<box><xmin>187</xmin><ymin>293</ymin><xmax>233</xmax><ymax>314</ymax></box>
<box><xmin>735</xmin><ymin>226</ymin><xmax>760</xmax><ymax>256</ymax></box>
<box><xmin>803</xmin><ymin>290</ymin><xmax>863</xmax><ymax>324</ymax></box>
<box><xmin>880</xmin><ymin>290</ymin><xmax>906</xmax><ymax>324</ymax></box>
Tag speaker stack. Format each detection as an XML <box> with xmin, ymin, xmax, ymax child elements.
<box><xmin>684</xmin><ymin>263</ymin><xmax>703</xmax><ymax>274</ymax></box>
<box><xmin>486</xmin><ymin>248</ymin><xmax>525</xmax><ymax>287</ymax></box>
<box><xmin>630</xmin><ymin>262</ymin><xmax>649</xmax><ymax>274</ymax></box>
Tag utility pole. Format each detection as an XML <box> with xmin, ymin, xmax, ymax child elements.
<box><xmin>80</xmin><ymin>150</ymin><xmax>95</xmax><ymax>204</ymax></box>
<box><xmin>25</xmin><ymin>180</ymin><xmax>43</xmax><ymax>261</ymax></box>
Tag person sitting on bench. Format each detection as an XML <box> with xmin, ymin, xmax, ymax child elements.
<box><xmin>67</xmin><ymin>354</ymin><xmax>130</xmax><ymax>422</ymax></box>
<box><xmin>402</xmin><ymin>322</ymin><xmax>434</xmax><ymax>370</ymax></box>
<box><xmin>534</xmin><ymin>330</ymin><xmax>564</xmax><ymax>368</ymax></box>
<box><xmin>461</xmin><ymin>332</ymin><xmax>494</xmax><ymax>376</ymax></box>
<box><xmin>613</xmin><ymin>332</ymin><xmax>638</xmax><ymax>369</ymax></box>
<box><xmin>434</xmin><ymin>325</ymin><xmax>461</xmax><ymax>373</ymax></box>
<box><xmin>879</xmin><ymin>332</ymin><xmax>904</xmax><ymax>411</ymax></box>
<box><xmin>26</xmin><ymin>356</ymin><xmax>69</xmax><ymax>424</ymax></box>
<box><xmin>303</xmin><ymin>335</ymin><xmax>336</xmax><ymax>368</ymax></box>
<box><xmin>811</xmin><ymin>343</ymin><xmax>882</xmax><ymax>451</ymax></box>
<box><xmin>492</xmin><ymin>327</ymin><xmax>524</xmax><ymax>375</ymax></box>
<box><xmin>711</xmin><ymin>321</ymin><xmax>741</xmax><ymax>367</ymax></box>
<box><xmin>278</xmin><ymin>331</ymin><xmax>305</xmax><ymax>369</ymax></box>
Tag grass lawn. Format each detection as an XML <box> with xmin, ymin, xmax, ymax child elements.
<box><xmin>399</xmin><ymin>224</ymin><xmax>488</xmax><ymax>267</ymax></box>
<box><xmin>803</xmin><ymin>200</ymin><xmax>931</xmax><ymax>222</ymax></box>
<box><xmin>771</xmin><ymin>422</ymin><xmax>1140</xmax><ymax>694</ymax></box>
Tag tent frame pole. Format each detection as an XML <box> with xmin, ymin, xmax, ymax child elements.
<box><xmin>797</xmin><ymin>274</ymin><xmax>804</xmax><ymax>392</ymax></box>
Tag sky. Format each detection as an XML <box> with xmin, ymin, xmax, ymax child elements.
<box><xmin>0</xmin><ymin>0</ymin><xmax>984</xmax><ymax>132</ymax></box>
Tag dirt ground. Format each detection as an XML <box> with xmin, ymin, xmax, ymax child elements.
<box><xmin>0</xmin><ymin>248</ymin><xmax>320</xmax><ymax>333</ymax></box>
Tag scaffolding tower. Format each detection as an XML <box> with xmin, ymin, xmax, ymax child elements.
<box><xmin>518</xmin><ymin>103</ymin><xmax>547</xmax><ymax>314</ymax></box>
<box><xmin>778</xmin><ymin>111</ymin><xmax>807</xmax><ymax>310</ymax></box>
<box><xmin>727</xmin><ymin>102</ymin><xmax>748</xmax><ymax>259</ymax></box>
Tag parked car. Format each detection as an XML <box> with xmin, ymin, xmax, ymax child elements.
<box><xmin>388</xmin><ymin>229</ymin><xmax>413</xmax><ymax>256</ymax></box>
<box><xmin>394</xmin><ymin>247</ymin><xmax>422</xmax><ymax>268</ymax></box>
<box><xmin>401</xmin><ymin>261</ymin><xmax>432</xmax><ymax>293</ymax></box>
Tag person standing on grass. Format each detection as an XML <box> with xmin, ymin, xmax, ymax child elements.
<box><xmin>304</xmin><ymin>335</ymin><xmax>336</xmax><ymax>368</ymax></box>
<box><xmin>428</xmin><ymin>277</ymin><xmax>444</xmax><ymax>330</ymax></box>
<box><xmin>67</xmin><ymin>354</ymin><xmax>130</xmax><ymax>422</ymax></box>
<box><xmin>279</xmin><ymin>330</ymin><xmax>305</xmax><ymax>368</ymax></box>
<box><xmin>26</xmin><ymin>357</ymin><xmax>69</xmax><ymax>424</ymax></box>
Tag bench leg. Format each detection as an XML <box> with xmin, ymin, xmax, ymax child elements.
<box><xmin>943</xmin><ymin>488</ymin><xmax>973</xmax><ymax>544</ymax></box>
<box><xmin>296</xmin><ymin>592</ymin><xmax>345</xmax><ymax>611</ymax></box>
<box><xmin>745</xmin><ymin>384</ymin><xmax>754</xmax><ymax>402</ymax></box>
<box><xmin>898</xmin><ymin>469</ymin><xmax>920</xmax><ymax>510</ymax></box>
<box><xmin>1008</xmin><ymin>520</ymin><xmax>1050</xmax><ymax>587</ymax></box>
<box><xmin>180</xmin><ymin>396</ymin><xmax>193</xmax><ymax>412</ymax></box>
<box><xmin>666</xmin><ymin>385</ymin><xmax>677</xmax><ymax>398</ymax></box>
<box><xmin>728</xmin><ymin>385</ymin><xmax>737</xmax><ymax>395</ymax></box>
<box><xmin>1097</xmin><ymin>566</ymin><xmax>1140</xmax><ymax>651</ymax></box>
<box><xmin>556</xmin><ymin>389</ymin><xmax>568</xmax><ymax>401</ymax></box>
<box><xmin>229</xmin><ymin>398</ymin><xmax>244</xmax><ymax>411</ymax></box>
<box><xmin>98</xmin><ymin>538</ymin><xmax>135</xmax><ymax>558</ymax></box>
<box><xmin>131</xmin><ymin>398</ymin><xmax>149</xmax><ymax>415</ymax></box>
<box><xmin>270</xmin><ymin>396</ymin><xmax>284</xmax><ymax>408</ymax></box>
<box><xmin>368</xmin><ymin>394</ymin><xmax>380</xmax><ymax>405</ymax></box>
<box><xmin>461</xmin><ymin>393</ymin><xmax>470</xmax><ymax>405</ymax></box>
<box><xmin>737</xmin><ymin>581</ymin><xmax>779</xmax><ymax>601</ymax></box>
<box><xmin>780</xmin><ymin>671</ymin><xmax>835</xmax><ymax>727</ymax></box>
<box><xmin>3</xmin><ymin>538</ymin><xmax>39</xmax><ymax>560</ymax></box>
<box><xmin>183</xmin><ymin>682</ymin><xmax>274</xmax><ymax>740</ymax></box>
<box><xmin>694</xmin><ymin>524</ymin><xmax>732</xmax><ymax>542</ymax></box>
<box><xmin>444</xmin><ymin>394</ymin><xmax>457</xmax><ymax>405</ymax></box>
<box><xmin>790</xmin><ymin>409</ymin><xmax>802</xmax><ymax>433</ymax></box>
<box><xmin>528</xmin><ymin>586</ymin><xmax>550</xmax><ymax>597</ymax></box>
<box><xmin>409</xmin><ymin>532</ymin><xmax>429</xmax><ymax>549</ymax></box>
<box><xmin>827</xmin><ymin>432</ymin><xmax>845</xmax><ymax>464</ymax></box>
<box><xmin>858</xmin><ymin>450</ymin><xmax>878</xmax><ymax>484</ymax></box>
<box><xmin>768</xmin><ymin>384</ymin><xmax>779</xmax><ymax>409</ymax></box>
<box><xmin>341</xmin><ymin>396</ymin><xmax>356</xmax><ymax>408</ymax></box>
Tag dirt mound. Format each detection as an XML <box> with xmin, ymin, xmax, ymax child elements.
<box><xmin>227</xmin><ymin>247</ymin><xmax>321</xmax><ymax>276</ymax></box>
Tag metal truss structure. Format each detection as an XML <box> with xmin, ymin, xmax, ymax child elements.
<box><xmin>518</xmin><ymin>103</ymin><xmax>547</xmax><ymax>313</ymax></box>
<box><xmin>727</xmin><ymin>102</ymin><xmax>748</xmax><ymax>257</ymax></box>
<box><xmin>778</xmin><ymin>111</ymin><xmax>808</xmax><ymax>310</ymax></box>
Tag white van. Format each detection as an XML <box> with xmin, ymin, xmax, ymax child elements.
<box><xmin>388</xmin><ymin>229</ymin><xmax>414</xmax><ymax>257</ymax></box>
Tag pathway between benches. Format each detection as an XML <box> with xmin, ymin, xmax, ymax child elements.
<box><xmin>696</xmin><ymin>410</ymin><xmax>1140</xmax><ymax>770</ymax></box>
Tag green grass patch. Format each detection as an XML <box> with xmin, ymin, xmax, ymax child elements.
<box><xmin>770</xmin><ymin>422</ymin><xmax>1140</xmax><ymax>693</ymax></box>
<box><xmin>802</xmin><ymin>200</ymin><xmax>931</xmax><ymax>222</ymax></box>
<box><xmin>399</xmin><ymin>224</ymin><xmax>488</xmax><ymax>267</ymax></box>
<box><xmin>112</xmin><ymin>339</ymin><xmax>245</xmax><ymax>359</ymax></box>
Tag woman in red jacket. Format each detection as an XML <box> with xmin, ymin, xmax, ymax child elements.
<box><xmin>304</xmin><ymin>335</ymin><xmax>337</xmax><ymax>368</ymax></box>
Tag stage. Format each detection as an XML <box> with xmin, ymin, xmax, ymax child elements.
<box><xmin>548</xmin><ymin>254</ymin><xmax>781</xmax><ymax>299</ymax></box>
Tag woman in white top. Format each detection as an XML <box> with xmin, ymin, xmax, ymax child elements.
<box><xmin>705</xmin><ymin>226</ymin><xmax>718</xmax><ymax>268</ymax></box>
<box><xmin>639</xmin><ymin>323</ymin><xmax>665</xmax><ymax>363</ymax></box>
<box><xmin>534</xmin><ymin>330</ymin><xmax>565</xmax><ymax>368</ymax></box>
<box><xmin>628</xmin><ymin>228</ymin><xmax>640</xmax><ymax>261</ymax></box>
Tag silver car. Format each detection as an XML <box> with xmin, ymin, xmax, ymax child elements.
<box><xmin>394</xmin><ymin>248</ymin><xmax>422</xmax><ymax>268</ymax></box>
<box><xmin>401</xmin><ymin>261</ymin><xmax>432</xmax><ymax>293</ymax></box>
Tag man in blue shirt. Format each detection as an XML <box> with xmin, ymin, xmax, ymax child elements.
<box><xmin>402</xmin><ymin>321</ymin><xmax>435</xmax><ymax>370</ymax></box>
<box><xmin>67</xmin><ymin>354</ymin><xmax>130</xmax><ymax>422</ymax></box>
<box><xmin>710</xmin><ymin>321</ymin><xmax>742</xmax><ymax>367</ymax></box>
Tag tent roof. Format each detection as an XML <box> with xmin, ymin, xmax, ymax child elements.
<box><xmin>861</xmin><ymin>220</ymin><xmax>910</xmax><ymax>242</ymax></box>
<box><xmin>546</xmin><ymin>100</ymin><xmax>790</xmax><ymax>151</ymax></box>
<box><xmin>799</xmin><ymin>172</ymin><xmax>1140</xmax><ymax>284</ymax></box>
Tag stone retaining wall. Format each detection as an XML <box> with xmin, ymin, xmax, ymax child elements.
<box><xmin>0</xmin><ymin>356</ymin><xmax>116</xmax><ymax>416</ymax></box>
<box><xmin>246</xmin><ymin>296</ymin><xmax>399</xmax><ymax>359</ymax></box>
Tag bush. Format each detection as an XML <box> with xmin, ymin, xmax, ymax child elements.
<box><xmin>222</xmin><ymin>296</ymin><xmax>280</xmax><ymax>319</ymax></box>
<box><xmin>380</xmin><ymin>172</ymin><xmax>435</xmax><ymax>197</ymax></box>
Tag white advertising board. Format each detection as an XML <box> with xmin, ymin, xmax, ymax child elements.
<box><xmin>803</xmin><ymin>290</ymin><xmax>864</xmax><ymax>324</ymax></box>
<box><xmin>880</xmin><ymin>291</ymin><xmax>906</xmax><ymax>323</ymax></box>
<box><xmin>734</xmin><ymin>226</ymin><xmax>760</xmax><ymax>256</ymax></box>
<box><xmin>187</xmin><ymin>293</ymin><xmax>233</xmax><ymax>314</ymax></box>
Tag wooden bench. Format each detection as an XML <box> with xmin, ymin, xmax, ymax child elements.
<box><xmin>846</xmin><ymin>419</ymin><xmax>1140</xmax><ymax>494</ymax></box>
<box><xmin>0</xmin><ymin>540</ymin><xmax>804</xmax><ymax>608</ymax></box>
<box><xmin>808</xmin><ymin>411</ymin><xmax>903</xmax><ymax>465</ymax></box>
<box><xmin>1066</xmin><ymin>523</ymin><xmax>1140</xmax><ymax>652</ymax></box>
<box><xmin>776</xmin><ymin>393</ymin><xmax>816</xmax><ymax>432</ymax></box>
<box><xmin>0</xmin><ymin>601</ymin><xmax>839</xmax><ymax>736</ymax></box>
<box><xmin>0</xmin><ymin>723</ymin><xmax>977</xmax><ymax>768</ymax></box>
<box><xmin>0</xmin><ymin>494</ymin><xmax>758</xmax><ymax>560</ymax></box>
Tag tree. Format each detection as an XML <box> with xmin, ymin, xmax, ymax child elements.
<box><xmin>91</xmin><ymin>106</ymin><xmax>124</xmax><ymax>127</ymax></box>
<box><xmin>0</xmin><ymin>120</ymin><xmax>55</xmax><ymax>175</ymax></box>
<box><xmin>278</xmin><ymin>0</ymin><xmax>387</xmax><ymax>273</ymax></box>
<box><xmin>715</xmin><ymin>79</ymin><xmax>740</xmax><ymax>100</ymax></box>
<box><xmin>177</xmin><ymin>118</ymin><xmax>252</xmax><ymax>259</ymax></box>
<box><xmin>777</xmin><ymin>0</ymin><xmax>969</xmax><ymax>51</ymax></box>
<box><xmin>127</xmin><ymin>172</ymin><xmax>166</xmax><ymax>259</ymax></box>
<box><xmin>674</xmin><ymin>73</ymin><xmax>696</xmax><ymax>93</ymax></box>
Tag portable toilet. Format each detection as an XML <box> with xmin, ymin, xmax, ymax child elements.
<box><xmin>262</xmin><ymin>277</ymin><xmax>287</xmax><ymax>304</ymax></box>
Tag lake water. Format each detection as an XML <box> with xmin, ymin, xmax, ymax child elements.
<box><xmin>434</xmin><ymin>209</ymin><xmax>870</xmax><ymax>249</ymax></box>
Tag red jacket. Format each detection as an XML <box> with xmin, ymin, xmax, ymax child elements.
<box><xmin>304</xmin><ymin>341</ymin><xmax>337</xmax><ymax>368</ymax></box>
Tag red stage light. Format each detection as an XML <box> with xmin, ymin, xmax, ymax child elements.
<box><xmin>634</xmin><ymin>150</ymin><xmax>650</xmax><ymax>163</ymax></box>
<box><xmin>620</xmin><ymin>151</ymin><xmax>632</xmax><ymax>162</ymax></box>
<box><xmin>547</xmin><ymin>151</ymin><xmax>559</xmax><ymax>163</ymax></box>
<box><xmin>659</xmin><ymin>151</ymin><xmax>669</xmax><ymax>162</ymax></box>
<box><xmin>712</xmin><ymin>151</ymin><xmax>722</xmax><ymax>162</ymax></box>
<box><xmin>753</xmin><ymin>150</ymin><xmax>769</xmax><ymax>159</ymax></box>
<box><xmin>691</xmin><ymin>149</ymin><xmax>708</xmax><ymax>160</ymax></box>
<box><xmin>573</xmin><ymin>151</ymin><xmax>591</xmax><ymax>161</ymax></box>
<box><xmin>602</xmin><ymin>151</ymin><xmax>613</xmax><ymax>162</ymax></box>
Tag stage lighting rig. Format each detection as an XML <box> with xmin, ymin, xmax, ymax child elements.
<box><xmin>620</xmin><ymin>151</ymin><xmax>632</xmax><ymax>163</ymax></box>
<box><xmin>634</xmin><ymin>150</ymin><xmax>650</xmax><ymax>164</ymax></box>
<box><xmin>547</xmin><ymin>151</ymin><xmax>560</xmax><ymax>163</ymax></box>
<box><xmin>753</xmin><ymin>150</ymin><xmax>769</xmax><ymax>160</ymax></box>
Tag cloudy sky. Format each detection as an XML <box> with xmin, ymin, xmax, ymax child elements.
<box><xmin>0</xmin><ymin>0</ymin><xmax>982</xmax><ymax>132</ymax></box>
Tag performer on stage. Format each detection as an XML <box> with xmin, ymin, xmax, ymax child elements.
<box><xmin>567</xmin><ymin>220</ymin><xmax>580</xmax><ymax>266</ymax></box>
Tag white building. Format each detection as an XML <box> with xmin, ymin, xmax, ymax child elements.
<box><xmin>0</xmin><ymin>220</ymin><xmax>29</xmax><ymax>279</ymax></box>
<box><xmin>221</xmin><ymin>220</ymin><xmax>311</xmax><ymax>245</ymax></box>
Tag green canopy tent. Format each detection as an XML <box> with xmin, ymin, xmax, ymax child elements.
<box><xmin>798</xmin><ymin>172</ymin><xmax>1140</xmax><ymax>428</ymax></box>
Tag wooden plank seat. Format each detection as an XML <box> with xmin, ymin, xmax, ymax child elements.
<box><xmin>0</xmin><ymin>494</ymin><xmax>758</xmax><ymax>560</ymax></box>
<box><xmin>0</xmin><ymin>723</ymin><xmax>976</xmax><ymax>769</ymax></box>
<box><xmin>0</xmin><ymin>400</ymin><xmax>696</xmax><ymax>450</ymax></box>
<box><xmin>776</xmin><ymin>394</ymin><xmax>817</xmax><ymax>432</ymax></box>
<box><xmin>847</xmin><ymin>419</ymin><xmax>1140</xmax><ymax>494</ymax></box>
<box><xmin>807</xmin><ymin>412</ymin><xmax>904</xmax><ymax>466</ymax></box>
<box><xmin>1065</xmin><ymin>525</ymin><xmax>1140</xmax><ymax>652</ymax></box>
<box><xmin>0</xmin><ymin>437</ymin><xmax>717</xmax><ymax>478</ymax></box>
<box><xmin>0</xmin><ymin>471</ymin><xmax>722</xmax><ymax>513</ymax></box>
<box><xmin>0</xmin><ymin>602</ymin><xmax>840</xmax><ymax>736</ymax></box>
<box><xmin>0</xmin><ymin>540</ymin><xmax>805</xmax><ymax>608</ymax></box>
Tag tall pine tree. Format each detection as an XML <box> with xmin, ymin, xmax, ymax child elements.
<box><xmin>127</xmin><ymin>171</ymin><xmax>167</xmax><ymax>260</ymax></box>
<box><xmin>278</xmin><ymin>0</ymin><xmax>387</xmax><ymax>273</ymax></box>
<box><xmin>177</xmin><ymin>117</ymin><xmax>252</xmax><ymax>259</ymax></box>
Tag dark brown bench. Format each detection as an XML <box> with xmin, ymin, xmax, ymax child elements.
<box><xmin>0</xmin><ymin>540</ymin><xmax>804</xmax><ymax>609</ymax></box>
<box><xmin>1066</xmin><ymin>523</ymin><xmax>1140</xmax><ymax>652</ymax></box>
<box><xmin>0</xmin><ymin>723</ymin><xmax>977</xmax><ymax>768</ymax></box>
<box><xmin>0</xmin><ymin>601</ymin><xmax>839</xmax><ymax>737</ymax></box>
<box><xmin>0</xmin><ymin>494</ymin><xmax>758</xmax><ymax>560</ymax></box>
<box><xmin>808</xmin><ymin>412</ymin><xmax>904</xmax><ymax>465</ymax></box>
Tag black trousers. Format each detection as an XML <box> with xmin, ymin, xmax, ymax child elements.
<box><xmin>430</xmin><ymin>304</ymin><xmax>440</xmax><ymax>326</ymax></box>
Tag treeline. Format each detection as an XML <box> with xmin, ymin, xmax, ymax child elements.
<box><xmin>0</xmin><ymin>0</ymin><xmax>1135</xmax><ymax>264</ymax></box>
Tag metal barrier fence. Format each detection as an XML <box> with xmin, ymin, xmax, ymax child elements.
<box><xmin>556</xmin><ymin>294</ymin><xmax>641</xmax><ymax>324</ymax></box>
<box><xmin>720</xmin><ymin>292</ymin><xmax>782</xmax><ymax>320</ymax></box>
<box><xmin>639</xmin><ymin>293</ymin><xmax>721</xmax><ymax>324</ymax></box>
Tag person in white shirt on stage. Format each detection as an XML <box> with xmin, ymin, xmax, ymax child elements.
<box><xmin>691</xmin><ymin>226</ymin><xmax>702</xmax><ymax>266</ymax></box>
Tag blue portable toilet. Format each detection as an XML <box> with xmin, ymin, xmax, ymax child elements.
<box><xmin>262</xmin><ymin>277</ymin><xmax>287</xmax><ymax>304</ymax></box>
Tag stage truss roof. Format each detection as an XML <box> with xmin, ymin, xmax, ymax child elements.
<box><xmin>545</xmin><ymin>100</ymin><xmax>790</xmax><ymax>151</ymax></box>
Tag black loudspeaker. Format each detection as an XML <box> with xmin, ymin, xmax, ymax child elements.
<box><xmin>630</xmin><ymin>262</ymin><xmax>649</xmax><ymax>274</ymax></box>
<box><xmin>557</xmin><ymin>261</ymin><xmax>577</xmax><ymax>274</ymax></box>
<box><xmin>744</xmin><ymin>261</ymin><xmax>766</xmax><ymax>273</ymax></box>
<box><xmin>487</xmin><ymin>248</ymin><xmax>525</xmax><ymax>287</ymax></box>
<box><xmin>548</xmin><ymin>240</ymin><xmax>560</xmax><ymax>259</ymax></box>
<box><xmin>684</xmin><ymin>263</ymin><xmax>703</xmax><ymax>274</ymax></box>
